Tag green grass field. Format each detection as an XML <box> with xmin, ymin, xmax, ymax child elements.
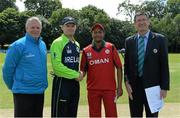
<box><xmin>0</xmin><ymin>53</ymin><xmax>180</xmax><ymax>109</ymax></box>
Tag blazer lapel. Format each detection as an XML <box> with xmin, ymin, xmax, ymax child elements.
<box><xmin>133</xmin><ymin>34</ymin><xmax>138</xmax><ymax>64</ymax></box>
<box><xmin>144</xmin><ymin>32</ymin><xmax>155</xmax><ymax>61</ymax></box>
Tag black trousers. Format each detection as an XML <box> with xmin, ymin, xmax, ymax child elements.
<box><xmin>129</xmin><ymin>77</ymin><xmax>159</xmax><ymax>117</ymax></box>
<box><xmin>51</xmin><ymin>76</ymin><xmax>80</xmax><ymax>117</ymax></box>
<box><xmin>13</xmin><ymin>93</ymin><xmax>44</xmax><ymax>117</ymax></box>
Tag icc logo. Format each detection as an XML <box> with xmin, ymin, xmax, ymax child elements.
<box><xmin>86</xmin><ymin>52</ymin><xmax>92</xmax><ymax>59</ymax></box>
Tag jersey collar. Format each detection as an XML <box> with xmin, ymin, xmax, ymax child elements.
<box><xmin>62</xmin><ymin>34</ymin><xmax>80</xmax><ymax>47</ymax></box>
<box><xmin>62</xmin><ymin>34</ymin><xmax>75</xmax><ymax>43</ymax></box>
<box><xmin>25</xmin><ymin>33</ymin><xmax>41</xmax><ymax>44</ymax></box>
<box><xmin>92</xmin><ymin>40</ymin><xmax>106</xmax><ymax>52</ymax></box>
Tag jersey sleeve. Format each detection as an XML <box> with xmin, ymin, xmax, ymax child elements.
<box><xmin>50</xmin><ymin>39</ymin><xmax>80</xmax><ymax>79</ymax></box>
<box><xmin>80</xmin><ymin>49</ymin><xmax>88</xmax><ymax>72</ymax></box>
<box><xmin>112</xmin><ymin>46</ymin><xmax>122</xmax><ymax>68</ymax></box>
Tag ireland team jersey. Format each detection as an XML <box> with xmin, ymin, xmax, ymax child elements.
<box><xmin>50</xmin><ymin>34</ymin><xmax>80</xmax><ymax>79</ymax></box>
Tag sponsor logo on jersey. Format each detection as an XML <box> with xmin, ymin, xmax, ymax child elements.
<box><xmin>64</xmin><ymin>56</ymin><xmax>79</xmax><ymax>63</ymax></box>
<box><xmin>25</xmin><ymin>53</ymin><xmax>35</xmax><ymax>58</ymax></box>
<box><xmin>89</xmin><ymin>58</ymin><xmax>110</xmax><ymax>65</ymax></box>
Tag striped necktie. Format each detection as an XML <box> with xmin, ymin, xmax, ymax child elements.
<box><xmin>137</xmin><ymin>36</ymin><xmax>145</xmax><ymax>77</ymax></box>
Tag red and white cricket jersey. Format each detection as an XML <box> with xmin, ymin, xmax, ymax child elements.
<box><xmin>80</xmin><ymin>42</ymin><xmax>122</xmax><ymax>90</ymax></box>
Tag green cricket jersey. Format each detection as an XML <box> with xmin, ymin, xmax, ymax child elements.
<box><xmin>50</xmin><ymin>34</ymin><xmax>80</xmax><ymax>79</ymax></box>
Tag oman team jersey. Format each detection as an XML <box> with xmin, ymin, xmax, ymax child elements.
<box><xmin>80</xmin><ymin>42</ymin><xmax>122</xmax><ymax>90</ymax></box>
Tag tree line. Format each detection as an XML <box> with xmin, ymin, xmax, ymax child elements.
<box><xmin>0</xmin><ymin>0</ymin><xmax>179</xmax><ymax>52</ymax></box>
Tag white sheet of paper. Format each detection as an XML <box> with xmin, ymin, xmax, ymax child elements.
<box><xmin>145</xmin><ymin>85</ymin><xmax>164</xmax><ymax>113</ymax></box>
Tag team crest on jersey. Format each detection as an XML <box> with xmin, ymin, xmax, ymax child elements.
<box><xmin>76</xmin><ymin>47</ymin><xmax>80</xmax><ymax>53</ymax></box>
<box><xmin>66</xmin><ymin>46</ymin><xmax>72</xmax><ymax>54</ymax></box>
<box><xmin>86</xmin><ymin>52</ymin><xmax>92</xmax><ymax>59</ymax></box>
<box><xmin>105</xmin><ymin>49</ymin><xmax>110</xmax><ymax>54</ymax></box>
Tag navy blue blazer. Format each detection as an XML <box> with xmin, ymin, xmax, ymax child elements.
<box><xmin>124</xmin><ymin>31</ymin><xmax>170</xmax><ymax>90</ymax></box>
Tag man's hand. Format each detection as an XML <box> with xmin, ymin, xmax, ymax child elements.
<box><xmin>116</xmin><ymin>87</ymin><xmax>123</xmax><ymax>99</ymax></box>
<box><xmin>115</xmin><ymin>67</ymin><xmax>123</xmax><ymax>103</ymax></box>
<box><xmin>50</xmin><ymin>71</ymin><xmax>55</xmax><ymax>78</ymax></box>
<box><xmin>125</xmin><ymin>81</ymin><xmax>133</xmax><ymax>100</ymax></box>
<box><xmin>75</xmin><ymin>71</ymin><xmax>84</xmax><ymax>82</ymax></box>
<box><xmin>160</xmin><ymin>90</ymin><xmax>167</xmax><ymax>99</ymax></box>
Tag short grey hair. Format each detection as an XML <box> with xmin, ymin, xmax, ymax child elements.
<box><xmin>25</xmin><ymin>16</ymin><xmax>42</xmax><ymax>29</ymax></box>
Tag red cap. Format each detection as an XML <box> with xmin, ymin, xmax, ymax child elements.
<box><xmin>91</xmin><ymin>23</ymin><xmax>104</xmax><ymax>32</ymax></box>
